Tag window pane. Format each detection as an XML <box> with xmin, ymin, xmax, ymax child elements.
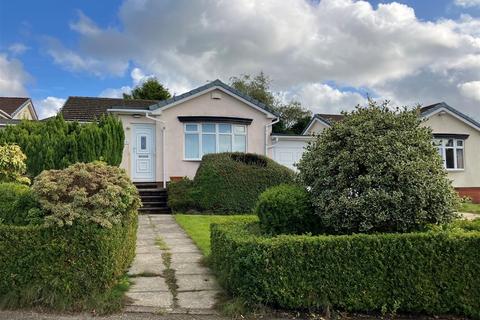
<box><xmin>445</xmin><ymin>148</ymin><xmax>455</xmax><ymax>169</ymax></box>
<box><xmin>234</xmin><ymin>125</ymin><xmax>246</xmax><ymax>134</ymax></box>
<box><xmin>185</xmin><ymin>134</ymin><xmax>199</xmax><ymax>159</ymax></box>
<box><xmin>202</xmin><ymin>124</ymin><xmax>215</xmax><ymax>133</ymax></box>
<box><xmin>140</xmin><ymin>136</ymin><xmax>147</xmax><ymax>150</ymax></box>
<box><xmin>185</xmin><ymin>124</ymin><xmax>198</xmax><ymax>132</ymax></box>
<box><xmin>219</xmin><ymin>135</ymin><xmax>232</xmax><ymax>152</ymax></box>
<box><xmin>432</xmin><ymin>139</ymin><xmax>442</xmax><ymax>146</ymax></box>
<box><xmin>233</xmin><ymin>135</ymin><xmax>246</xmax><ymax>152</ymax></box>
<box><xmin>446</xmin><ymin>139</ymin><xmax>454</xmax><ymax>147</ymax></box>
<box><xmin>202</xmin><ymin>134</ymin><xmax>216</xmax><ymax>155</ymax></box>
<box><xmin>219</xmin><ymin>124</ymin><xmax>232</xmax><ymax>133</ymax></box>
<box><xmin>456</xmin><ymin>140</ymin><xmax>464</xmax><ymax>147</ymax></box>
<box><xmin>456</xmin><ymin>149</ymin><xmax>464</xmax><ymax>169</ymax></box>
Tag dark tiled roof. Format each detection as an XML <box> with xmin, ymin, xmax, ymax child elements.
<box><xmin>0</xmin><ymin>97</ymin><xmax>29</xmax><ymax>117</ymax></box>
<box><xmin>316</xmin><ymin>113</ymin><xmax>345</xmax><ymax>124</ymax></box>
<box><xmin>60</xmin><ymin>97</ymin><xmax>159</xmax><ymax>122</ymax></box>
<box><xmin>150</xmin><ymin>79</ymin><xmax>279</xmax><ymax>117</ymax></box>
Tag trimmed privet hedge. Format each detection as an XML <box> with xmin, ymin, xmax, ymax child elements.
<box><xmin>211</xmin><ymin>221</ymin><xmax>480</xmax><ymax>318</ymax></box>
<box><xmin>0</xmin><ymin>115</ymin><xmax>124</xmax><ymax>177</ymax></box>
<box><xmin>0</xmin><ymin>211</ymin><xmax>137</xmax><ymax>309</ymax></box>
<box><xmin>168</xmin><ymin>153</ymin><xmax>294</xmax><ymax>213</ymax></box>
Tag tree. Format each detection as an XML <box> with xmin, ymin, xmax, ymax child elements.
<box><xmin>230</xmin><ymin>72</ymin><xmax>277</xmax><ymax>108</ymax></box>
<box><xmin>123</xmin><ymin>78</ymin><xmax>171</xmax><ymax>101</ymax></box>
<box><xmin>229</xmin><ymin>72</ymin><xmax>312</xmax><ymax>134</ymax></box>
<box><xmin>274</xmin><ymin>101</ymin><xmax>312</xmax><ymax>134</ymax></box>
<box><xmin>296</xmin><ymin>100</ymin><xmax>459</xmax><ymax>234</ymax></box>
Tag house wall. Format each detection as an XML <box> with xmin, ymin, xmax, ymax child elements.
<box><xmin>13</xmin><ymin>102</ymin><xmax>35</xmax><ymax>120</ymax></box>
<box><xmin>423</xmin><ymin>112</ymin><xmax>480</xmax><ymax>201</ymax></box>
<box><xmin>305</xmin><ymin>120</ymin><xmax>330</xmax><ymax>135</ymax></box>
<box><xmin>117</xmin><ymin>89</ymin><xmax>274</xmax><ymax>182</ymax></box>
<box><xmin>156</xmin><ymin>89</ymin><xmax>273</xmax><ymax>180</ymax></box>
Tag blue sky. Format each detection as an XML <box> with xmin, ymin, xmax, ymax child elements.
<box><xmin>0</xmin><ymin>0</ymin><xmax>479</xmax><ymax>119</ymax></box>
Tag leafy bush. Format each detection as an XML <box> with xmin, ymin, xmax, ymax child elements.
<box><xmin>190</xmin><ymin>153</ymin><xmax>294</xmax><ymax>213</ymax></box>
<box><xmin>255</xmin><ymin>184</ymin><xmax>314</xmax><ymax>234</ymax></box>
<box><xmin>167</xmin><ymin>177</ymin><xmax>197</xmax><ymax>212</ymax></box>
<box><xmin>0</xmin><ymin>115</ymin><xmax>124</xmax><ymax>177</ymax></box>
<box><xmin>0</xmin><ymin>183</ymin><xmax>42</xmax><ymax>225</ymax></box>
<box><xmin>32</xmin><ymin>162</ymin><xmax>140</xmax><ymax>228</ymax></box>
<box><xmin>0</xmin><ymin>144</ymin><xmax>30</xmax><ymax>185</ymax></box>
<box><xmin>211</xmin><ymin>221</ymin><xmax>480</xmax><ymax>318</ymax></box>
<box><xmin>0</xmin><ymin>162</ymin><xmax>138</xmax><ymax>311</ymax></box>
<box><xmin>297</xmin><ymin>102</ymin><xmax>459</xmax><ymax>234</ymax></box>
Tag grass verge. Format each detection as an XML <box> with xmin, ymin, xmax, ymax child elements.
<box><xmin>174</xmin><ymin>214</ymin><xmax>257</xmax><ymax>256</ymax></box>
<box><xmin>459</xmin><ymin>202</ymin><xmax>480</xmax><ymax>214</ymax></box>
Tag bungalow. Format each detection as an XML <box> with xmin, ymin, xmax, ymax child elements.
<box><xmin>57</xmin><ymin>80</ymin><xmax>479</xmax><ymax>201</ymax></box>
<box><xmin>0</xmin><ymin>97</ymin><xmax>38</xmax><ymax>127</ymax></box>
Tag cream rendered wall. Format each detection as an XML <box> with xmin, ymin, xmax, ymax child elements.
<box><xmin>305</xmin><ymin>119</ymin><xmax>330</xmax><ymax>135</ymax></box>
<box><xmin>118</xmin><ymin>115</ymin><xmax>164</xmax><ymax>181</ymax></box>
<box><xmin>153</xmin><ymin>89</ymin><xmax>274</xmax><ymax>180</ymax></box>
<box><xmin>13</xmin><ymin>102</ymin><xmax>35</xmax><ymax>120</ymax></box>
<box><xmin>423</xmin><ymin>112</ymin><xmax>480</xmax><ymax>187</ymax></box>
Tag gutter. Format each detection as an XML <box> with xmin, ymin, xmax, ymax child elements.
<box><xmin>264</xmin><ymin>118</ymin><xmax>280</xmax><ymax>156</ymax></box>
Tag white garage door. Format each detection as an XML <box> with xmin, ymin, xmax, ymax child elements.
<box><xmin>273</xmin><ymin>139</ymin><xmax>308</xmax><ymax>170</ymax></box>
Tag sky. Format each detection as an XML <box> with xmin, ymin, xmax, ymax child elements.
<box><xmin>0</xmin><ymin>0</ymin><xmax>479</xmax><ymax>119</ymax></box>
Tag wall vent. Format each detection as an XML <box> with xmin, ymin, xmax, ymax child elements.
<box><xmin>211</xmin><ymin>92</ymin><xmax>222</xmax><ymax>100</ymax></box>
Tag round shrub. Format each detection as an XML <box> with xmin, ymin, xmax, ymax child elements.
<box><xmin>32</xmin><ymin>162</ymin><xmax>141</xmax><ymax>228</ymax></box>
<box><xmin>297</xmin><ymin>102</ymin><xmax>459</xmax><ymax>234</ymax></box>
<box><xmin>0</xmin><ymin>182</ymin><xmax>42</xmax><ymax>225</ymax></box>
<box><xmin>193</xmin><ymin>153</ymin><xmax>295</xmax><ymax>213</ymax></box>
<box><xmin>0</xmin><ymin>144</ymin><xmax>30</xmax><ymax>185</ymax></box>
<box><xmin>255</xmin><ymin>184</ymin><xmax>314</xmax><ymax>234</ymax></box>
<box><xmin>167</xmin><ymin>177</ymin><xmax>197</xmax><ymax>212</ymax></box>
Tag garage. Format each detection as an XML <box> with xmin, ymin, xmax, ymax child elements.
<box><xmin>271</xmin><ymin>135</ymin><xmax>313</xmax><ymax>170</ymax></box>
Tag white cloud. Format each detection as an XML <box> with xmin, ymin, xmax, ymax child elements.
<box><xmin>34</xmin><ymin>96</ymin><xmax>66</xmax><ymax>119</ymax></box>
<box><xmin>285</xmin><ymin>84</ymin><xmax>367</xmax><ymax>114</ymax></box>
<box><xmin>459</xmin><ymin>81</ymin><xmax>480</xmax><ymax>101</ymax></box>
<box><xmin>8</xmin><ymin>43</ymin><xmax>29</xmax><ymax>55</ymax></box>
<box><xmin>0</xmin><ymin>53</ymin><xmax>30</xmax><ymax>96</ymax></box>
<box><xmin>454</xmin><ymin>0</ymin><xmax>480</xmax><ymax>8</ymax></box>
<box><xmin>44</xmin><ymin>0</ymin><xmax>480</xmax><ymax>119</ymax></box>
<box><xmin>99</xmin><ymin>67</ymin><xmax>153</xmax><ymax>97</ymax></box>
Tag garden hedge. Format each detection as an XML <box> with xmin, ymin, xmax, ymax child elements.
<box><xmin>170</xmin><ymin>153</ymin><xmax>294</xmax><ymax>213</ymax></box>
<box><xmin>0</xmin><ymin>210</ymin><xmax>137</xmax><ymax>309</ymax></box>
<box><xmin>211</xmin><ymin>221</ymin><xmax>480</xmax><ymax>318</ymax></box>
<box><xmin>0</xmin><ymin>115</ymin><xmax>124</xmax><ymax>177</ymax></box>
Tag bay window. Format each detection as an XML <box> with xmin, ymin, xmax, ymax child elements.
<box><xmin>433</xmin><ymin>138</ymin><xmax>464</xmax><ymax>170</ymax></box>
<box><xmin>184</xmin><ymin>123</ymin><xmax>247</xmax><ymax>160</ymax></box>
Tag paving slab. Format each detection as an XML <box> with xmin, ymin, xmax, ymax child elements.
<box><xmin>171</xmin><ymin>252</ymin><xmax>204</xmax><ymax>263</ymax></box>
<box><xmin>128</xmin><ymin>253</ymin><xmax>165</xmax><ymax>275</ymax></box>
<box><xmin>169</xmin><ymin>244</ymin><xmax>201</xmax><ymax>253</ymax></box>
<box><xmin>126</xmin><ymin>291</ymin><xmax>173</xmax><ymax>308</ymax></box>
<box><xmin>177</xmin><ymin>291</ymin><xmax>220</xmax><ymax>309</ymax></box>
<box><xmin>172</xmin><ymin>262</ymin><xmax>212</xmax><ymax>275</ymax></box>
<box><xmin>162</xmin><ymin>238</ymin><xmax>196</xmax><ymax>246</ymax></box>
<box><xmin>176</xmin><ymin>274</ymin><xmax>221</xmax><ymax>292</ymax></box>
<box><xmin>129</xmin><ymin>276</ymin><xmax>170</xmax><ymax>292</ymax></box>
<box><xmin>136</xmin><ymin>245</ymin><xmax>161</xmax><ymax>254</ymax></box>
<box><xmin>137</xmin><ymin>238</ymin><xmax>157</xmax><ymax>246</ymax></box>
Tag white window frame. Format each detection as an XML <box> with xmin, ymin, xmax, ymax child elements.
<box><xmin>434</xmin><ymin>138</ymin><xmax>465</xmax><ymax>171</ymax></box>
<box><xmin>183</xmin><ymin>123</ymin><xmax>248</xmax><ymax>161</ymax></box>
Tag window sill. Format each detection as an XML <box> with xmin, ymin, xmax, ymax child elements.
<box><xmin>183</xmin><ymin>159</ymin><xmax>202</xmax><ymax>162</ymax></box>
<box><xmin>446</xmin><ymin>169</ymin><xmax>465</xmax><ymax>172</ymax></box>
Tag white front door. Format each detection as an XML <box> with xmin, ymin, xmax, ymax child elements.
<box><xmin>132</xmin><ymin>124</ymin><xmax>156</xmax><ymax>182</ymax></box>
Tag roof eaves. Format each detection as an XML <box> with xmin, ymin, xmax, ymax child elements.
<box><xmin>421</xmin><ymin>102</ymin><xmax>480</xmax><ymax>131</ymax></box>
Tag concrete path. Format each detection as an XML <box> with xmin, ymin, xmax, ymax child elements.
<box><xmin>126</xmin><ymin>214</ymin><xmax>221</xmax><ymax>315</ymax></box>
<box><xmin>459</xmin><ymin>212</ymin><xmax>479</xmax><ymax>221</ymax></box>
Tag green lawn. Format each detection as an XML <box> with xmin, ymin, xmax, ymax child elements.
<box><xmin>174</xmin><ymin>214</ymin><xmax>257</xmax><ymax>256</ymax></box>
<box><xmin>459</xmin><ymin>202</ymin><xmax>480</xmax><ymax>214</ymax></box>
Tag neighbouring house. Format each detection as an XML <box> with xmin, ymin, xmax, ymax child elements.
<box><xmin>272</xmin><ymin>102</ymin><xmax>480</xmax><ymax>203</ymax></box>
<box><xmin>0</xmin><ymin>97</ymin><xmax>38</xmax><ymax>127</ymax></box>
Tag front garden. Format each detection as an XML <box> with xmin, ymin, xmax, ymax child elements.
<box><xmin>172</xmin><ymin>102</ymin><xmax>480</xmax><ymax>319</ymax></box>
<box><xmin>0</xmin><ymin>116</ymin><xmax>137</xmax><ymax>313</ymax></box>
